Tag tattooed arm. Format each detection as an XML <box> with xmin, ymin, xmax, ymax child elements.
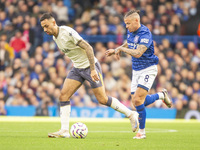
<box><xmin>77</xmin><ymin>39</ymin><xmax>99</xmax><ymax>81</ymax></box>
<box><xmin>105</xmin><ymin>41</ymin><xmax>128</xmax><ymax>57</ymax></box>
<box><xmin>77</xmin><ymin>39</ymin><xmax>95</xmax><ymax>70</ymax></box>
<box><xmin>116</xmin><ymin>45</ymin><xmax>147</xmax><ymax>58</ymax></box>
<box><xmin>117</xmin><ymin>41</ymin><xmax>128</xmax><ymax>49</ymax></box>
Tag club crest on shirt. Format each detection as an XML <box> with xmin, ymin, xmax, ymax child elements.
<box><xmin>134</xmin><ymin>35</ymin><xmax>139</xmax><ymax>43</ymax></box>
<box><xmin>128</xmin><ymin>34</ymin><xmax>130</xmax><ymax>38</ymax></box>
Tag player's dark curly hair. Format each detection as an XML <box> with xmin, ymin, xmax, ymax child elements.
<box><xmin>40</xmin><ymin>13</ymin><xmax>54</xmax><ymax>22</ymax></box>
<box><xmin>124</xmin><ymin>10</ymin><xmax>140</xmax><ymax>18</ymax></box>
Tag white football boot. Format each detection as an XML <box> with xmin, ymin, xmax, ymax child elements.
<box><xmin>162</xmin><ymin>89</ymin><xmax>172</xmax><ymax>108</ymax></box>
<box><xmin>129</xmin><ymin>111</ymin><xmax>139</xmax><ymax>132</ymax></box>
<box><xmin>48</xmin><ymin>129</ymin><xmax>70</xmax><ymax>138</ymax></box>
<box><xmin>133</xmin><ymin>132</ymin><xmax>146</xmax><ymax>139</ymax></box>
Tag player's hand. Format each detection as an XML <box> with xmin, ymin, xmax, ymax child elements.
<box><xmin>105</xmin><ymin>49</ymin><xmax>115</xmax><ymax>57</ymax></box>
<box><xmin>91</xmin><ymin>70</ymin><xmax>99</xmax><ymax>82</ymax></box>
<box><xmin>114</xmin><ymin>48</ymin><xmax>122</xmax><ymax>60</ymax></box>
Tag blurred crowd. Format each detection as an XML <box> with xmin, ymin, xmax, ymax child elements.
<box><xmin>0</xmin><ymin>0</ymin><xmax>200</xmax><ymax>116</ymax></box>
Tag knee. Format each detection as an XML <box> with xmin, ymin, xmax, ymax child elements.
<box><xmin>99</xmin><ymin>100</ymin><xmax>106</xmax><ymax>105</ymax></box>
<box><xmin>97</xmin><ymin>96</ymin><xmax>108</xmax><ymax>105</ymax></box>
<box><xmin>59</xmin><ymin>92</ymin><xmax>69</xmax><ymax>101</ymax></box>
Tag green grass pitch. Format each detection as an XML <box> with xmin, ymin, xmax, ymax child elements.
<box><xmin>0</xmin><ymin>117</ymin><xmax>199</xmax><ymax>150</ymax></box>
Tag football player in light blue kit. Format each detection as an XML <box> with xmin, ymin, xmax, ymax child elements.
<box><xmin>40</xmin><ymin>13</ymin><xmax>139</xmax><ymax>138</ymax></box>
<box><xmin>106</xmin><ymin>10</ymin><xmax>172</xmax><ymax>139</ymax></box>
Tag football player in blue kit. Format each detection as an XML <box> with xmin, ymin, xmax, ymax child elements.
<box><xmin>106</xmin><ymin>10</ymin><xmax>172</xmax><ymax>139</ymax></box>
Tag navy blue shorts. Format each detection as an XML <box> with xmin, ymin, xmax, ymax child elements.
<box><xmin>67</xmin><ymin>61</ymin><xmax>103</xmax><ymax>88</ymax></box>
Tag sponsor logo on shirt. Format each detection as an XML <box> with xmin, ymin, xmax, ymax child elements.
<box><xmin>128</xmin><ymin>43</ymin><xmax>138</xmax><ymax>49</ymax></box>
<box><xmin>141</xmin><ymin>38</ymin><xmax>149</xmax><ymax>43</ymax></box>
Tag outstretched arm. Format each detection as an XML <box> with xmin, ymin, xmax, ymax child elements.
<box><xmin>115</xmin><ymin>45</ymin><xmax>147</xmax><ymax>58</ymax></box>
<box><xmin>77</xmin><ymin>39</ymin><xmax>99</xmax><ymax>82</ymax></box>
<box><xmin>105</xmin><ymin>41</ymin><xmax>128</xmax><ymax>58</ymax></box>
<box><xmin>120</xmin><ymin>41</ymin><xmax>129</xmax><ymax>48</ymax></box>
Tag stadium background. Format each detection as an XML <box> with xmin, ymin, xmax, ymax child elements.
<box><xmin>0</xmin><ymin>0</ymin><xmax>200</xmax><ymax>120</ymax></box>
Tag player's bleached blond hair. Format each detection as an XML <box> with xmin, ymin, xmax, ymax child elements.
<box><xmin>124</xmin><ymin>10</ymin><xmax>140</xmax><ymax>18</ymax></box>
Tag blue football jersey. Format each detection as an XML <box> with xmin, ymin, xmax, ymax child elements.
<box><xmin>127</xmin><ymin>24</ymin><xmax>159</xmax><ymax>71</ymax></box>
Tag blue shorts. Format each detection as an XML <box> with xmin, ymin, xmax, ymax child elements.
<box><xmin>67</xmin><ymin>61</ymin><xmax>103</xmax><ymax>88</ymax></box>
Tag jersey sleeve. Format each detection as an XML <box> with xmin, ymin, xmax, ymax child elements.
<box><xmin>68</xmin><ymin>27</ymin><xmax>83</xmax><ymax>45</ymax></box>
<box><xmin>138</xmin><ymin>32</ymin><xmax>152</xmax><ymax>48</ymax></box>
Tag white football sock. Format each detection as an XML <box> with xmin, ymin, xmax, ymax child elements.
<box><xmin>60</xmin><ymin>105</ymin><xmax>71</xmax><ymax>131</ymax></box>
<box><xmin>110</xmin><ymin>97</ymin><xmax>132</xmax><ymax>117</ymax></box>
<box><xmin>138</xmin><ymin>128</ymin><xmax>145</xmax><ymax>134</ymax></box>
<box><xmin>158</xmin><ymin>92</ymin><xmax>164</xmax><ymax>100</ymax></box>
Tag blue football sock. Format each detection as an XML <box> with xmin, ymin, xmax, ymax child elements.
<box><xmin>144</xmin><ymin>94</ymin><xmax>159</xmax><ymax>106</ymax></box>
<box><xmin>135</xmin><ymin>104</ymin><xmax>146</xmax><ymax>129</ymax></box>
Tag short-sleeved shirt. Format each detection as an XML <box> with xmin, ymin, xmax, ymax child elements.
<box><xmin>53</xmin><ymin>26</ymin><xmax>97</xmax><ymax>68</ymax></box>
<box><xmin>127</xmin><ymin>24</ymin><xmax>159</xmax><ymax>71</ymax></box>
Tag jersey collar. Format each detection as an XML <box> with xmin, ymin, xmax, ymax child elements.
<box><xmin>132</xmin><ymin>24</ymin><xmax>142</xmax><ymax>34</ymax></box>
<box><xmin>54</xmin><ymin>26</ymin><xmax>60</xmax><ymax>39</ymax></box>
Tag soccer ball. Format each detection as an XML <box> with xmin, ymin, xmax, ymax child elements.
<box><xmin>70</xmin><ymin>122</ymin><xmax>88</xmax><ymax>139</ymax></box>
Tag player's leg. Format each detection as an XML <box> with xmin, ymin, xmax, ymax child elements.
<box><xmin>92</xmin><ymin>86</ymin><xmax>139</xmax><ymax>132</ymax></box>
<box><xmin>60</xmin><ymin>79</ymin><xmax>82</xmax><ymax>129</ymax></box>
<box><xmin>82</xmin><ymin>62</ymin><xmax>139</xmax><ymax>132</ymax></box>
<box><xmin>144</xmin><ymin>89</ymin><xmax>172</xmax><ymax>107</ymax></box>
<box><xmin>131</xmin><ymin>87</ymin><xmax>148</xmax><ymax>139</ymax></box>
<box><xmin>48</xmin><ymin>78</ymin><xmax>82</xmax><ymax>138</ymax></box>
<box><xmin>92</xmin><ymin>85</ymin><xmax>131</xmax><ymax>116</ymax></box>
<box><xmin>81</xmin><ymin>61</ymin><xmax>133</xmax><ymax>117</ymax></box>
<box><xmin>48</xmin><ymin>68</ymin><xmax>83</xmax><ymax>138</ymax></box>
<box><xmin>137</xmin><ymin>65</ymin><xmax>172</xmax><ymax>107</ymax></box>
<box><xmin>96</xmin><ymin>62</ymin><xmax>138</xmax><ymax>132</ymax></box>
<box><xmin>131</xmin><ymin>65</ymin><xmax>157</xmax><ymax>139</ymax></box>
